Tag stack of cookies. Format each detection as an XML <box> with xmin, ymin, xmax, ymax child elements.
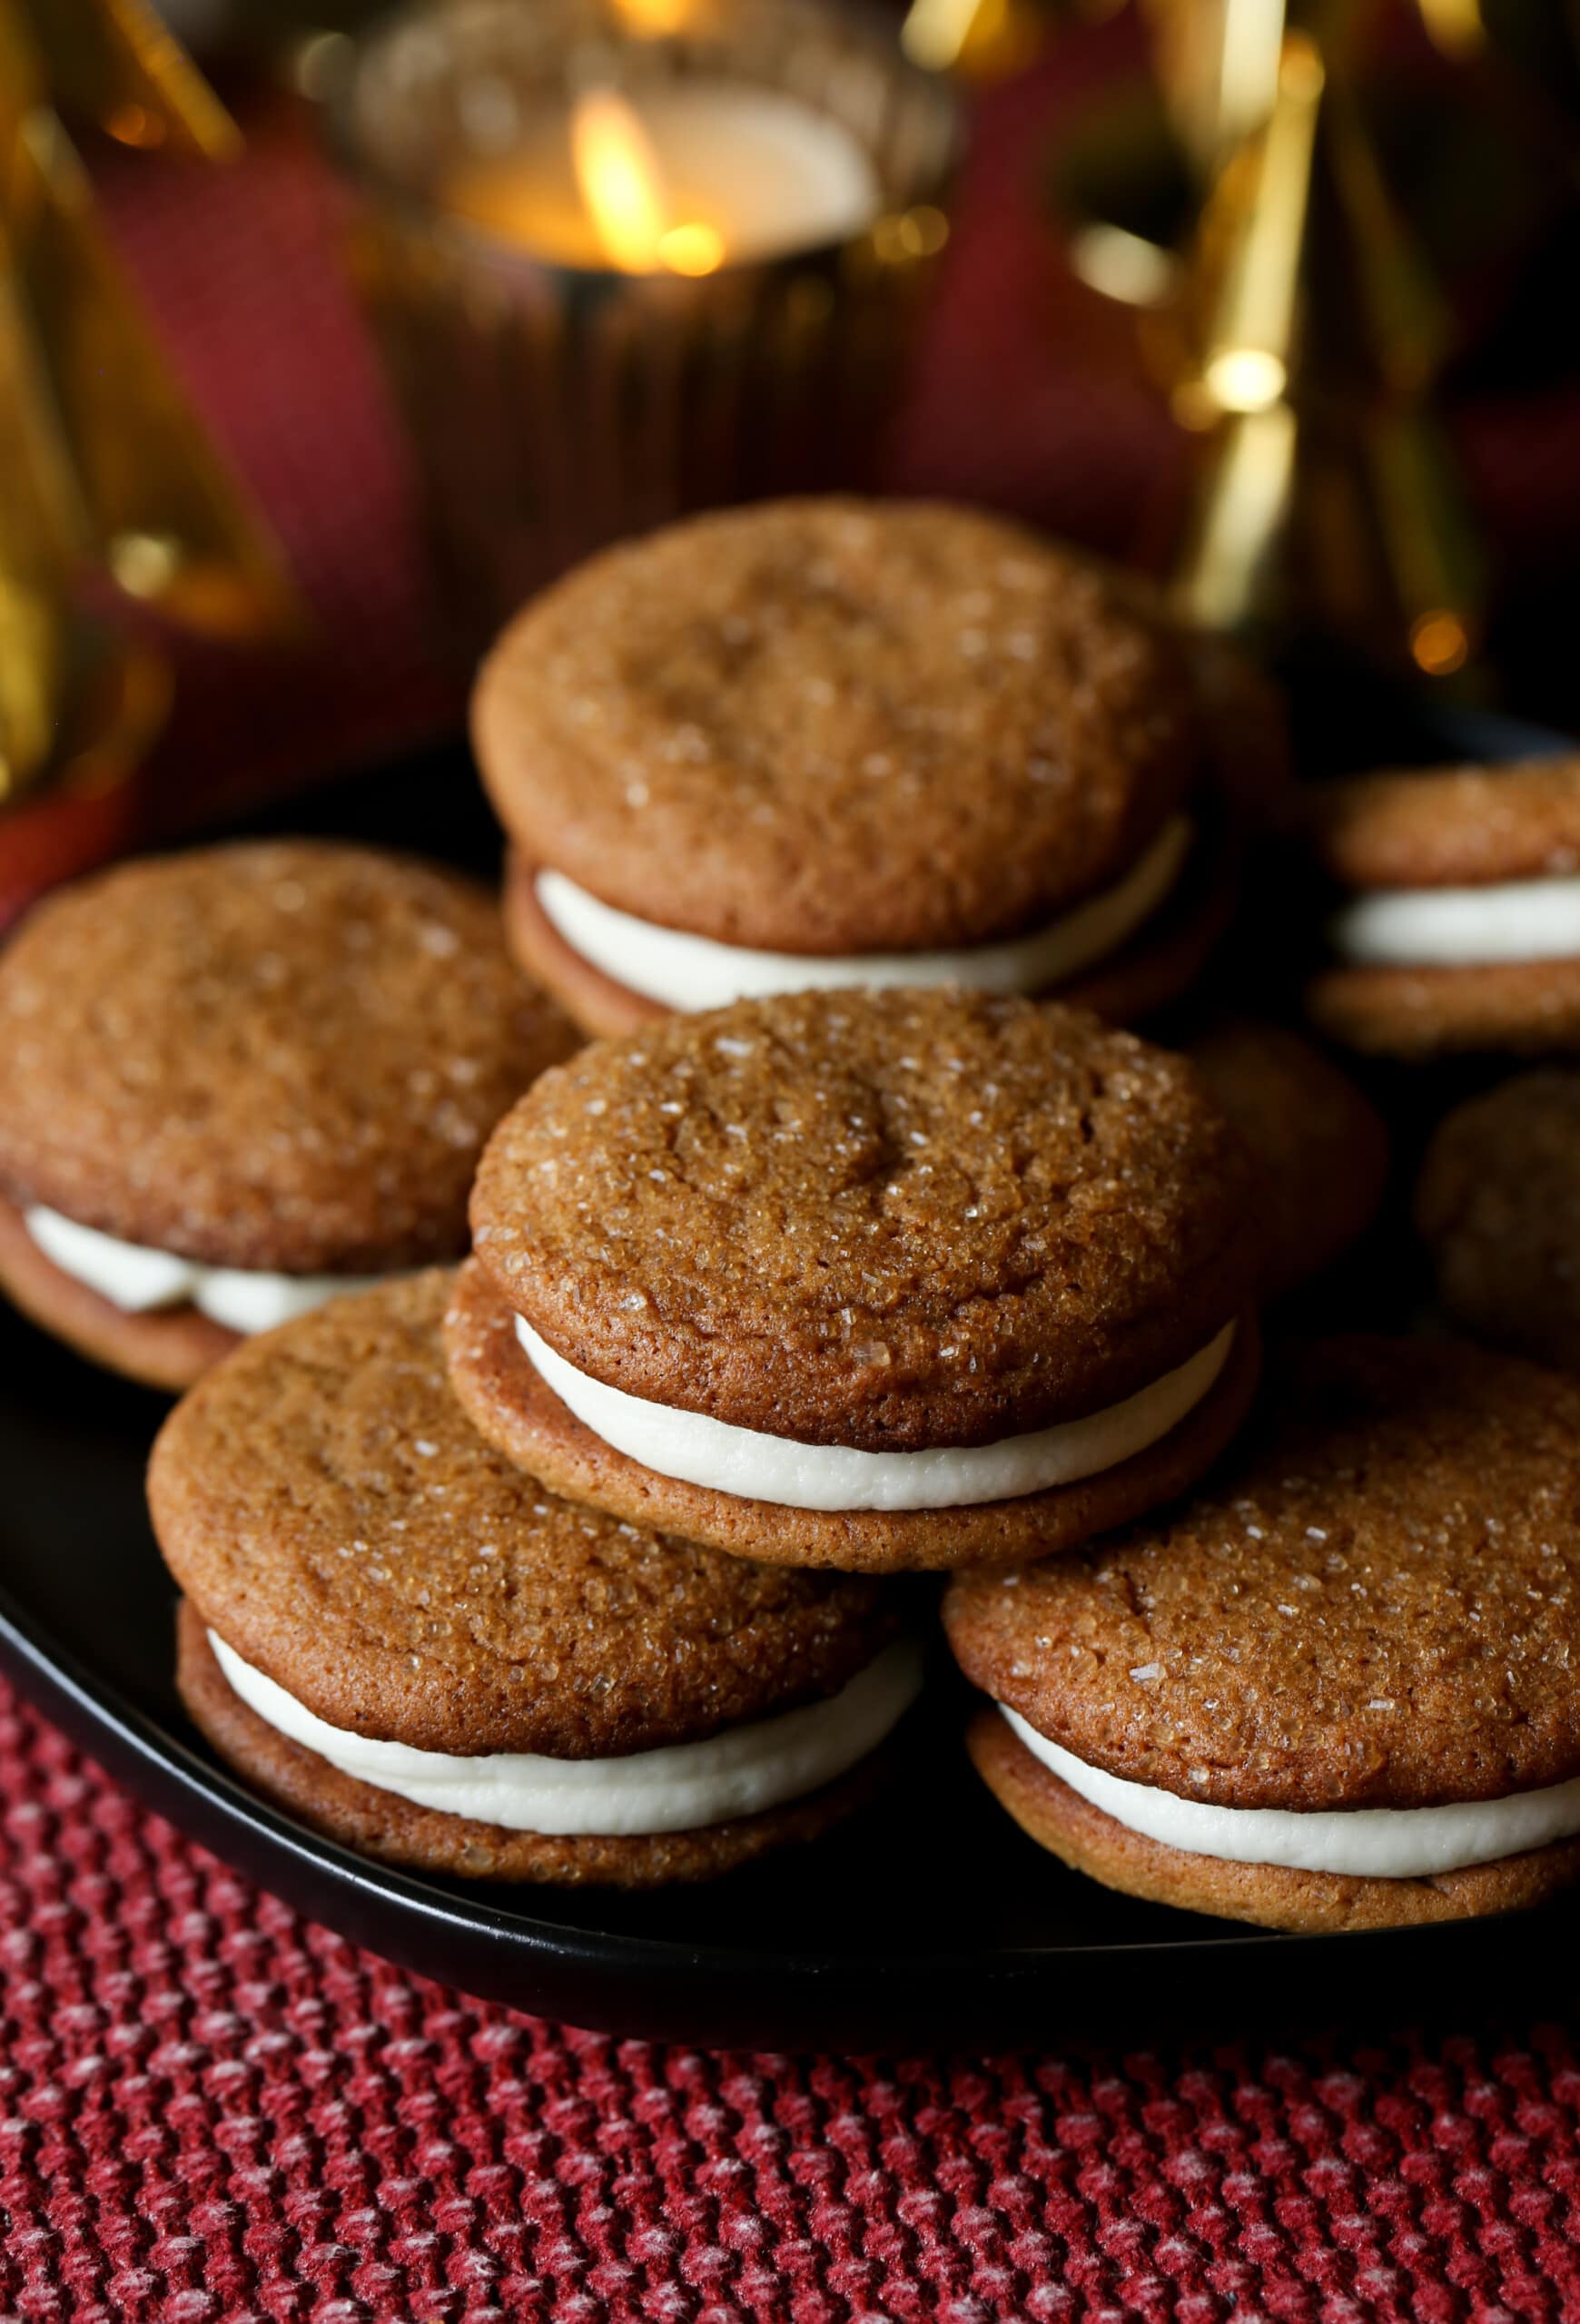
<box><xmin>1305</xmin><ymin>752</ymin><xmax>1580</xmax><ymax>1380</ymax></box>
<box><xmin>9</xmin><ymin>492</ymin><xmax>1580</xmax><ymax>1943</ymax></box>
<box><xmin>145</xmin><ymin>979</ymin><xmax>1272</xmax><ymax>1890</ymax></box>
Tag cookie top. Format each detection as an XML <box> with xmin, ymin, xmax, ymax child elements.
<box><xmin>150</xmin><ymin>1273</ymin><xmax>894</xmax><ymax>1758</ymax></box>
<box><xmin>1417</xmin><ymin>1069</ymin><xmax>1580</xmax><ymax>1370</ymax></box>
<box><xmin>1189</xmin><ymin>1019</ymin><xmax>1388</xmax><ymax>1298</ymax></box>
<box><xmin>1308</xmin><ymin>756</ymin><xmax>1580</xmax><ymax>891</ymax></box>
<box><xmin>472</xmin><ymin>498</ymin><xmax>1203</xmax><ymax>954</ymax></box>
<box><xmin>470</xmin><ymin>990</ymin><xmax>1258</xmax><ymax>1452</ymax></box>
<box><xmin>0</xmin><ymin>842</ymin><xmax>578</xmax><ymax>1272</ymax></box>
<box><xmin>945</xmin><ymin>1336</ymin><xmax>1580</xmax><ymax>1811</ymax></box>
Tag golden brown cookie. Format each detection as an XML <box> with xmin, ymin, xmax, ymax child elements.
<box><xmin>1417</xmin><ymin>1069</ymin><xmax>1580</xmax><ymax>1370</ymax></box>
<box><xmin>469</xmin><ymin>992</ymin><xmax>1258</xmax><ymax>1446</ymax></box>
<box><xmin>150</xmin><ymin>1274</ymin><xmax>913</xmax><ymax>1884</ymax></box>
<box><xmin>502</xmin><ymin>811</ymin><xmax>1242</xmax><ymax>1043</ymax></box>
<box><xmin>943</xmin><ymin>1338</ymin><xmax>1580</xmax><ymax>1931</ymax></box>
<box><xmin>455</xmin><ymin>990</ymin><xmax>1263</xmax><ymax>1570</ymax></box>
<box><xmin>0</xmin><ymin>1195</ymin><xmax>239</xmax><ymax>1392</ymax></box>
<box><xmin>1309</xmin><ymin>756</ymin><xmax>1580</xmax><ymax>891</ymax></box>
<box><xmin>1189</xmin><ymin>1019</ymin><xmax>1388</xmax><ymax>1299</ymax></box>
<box><xmin>1308</xmin><ymin>959</ymin><xmax>1580</xmax><ymax>1061</ymax></box>
<box><xmin>444</xmin><ymin>1256</ymin><xmax>1260</xmax><ymax>1571</ymax></box>
<box><xmin>477</xmin><ymin>499</ymin><xmax>1246</xmax><ymax>1031</ymax></box>
<box><xmin>1305</xmin><ymin>756</ymin><xmax>1580</xmax><ymax>1059</ymax></box>
<box><xmin>0</xmin><ymin>841</ymin><xmax>578</xmax><ymax>1386</ymax></box>
<box><xmin>965</xmin><ymin>1709</ymin><xmax>1580</xmax><ymax>1935</ymax></box>
<box><xmin>475</xmin><ymin>499</ymin><xmax>1203</xmax><ymax>955</ymax></box>
<box><xmin>179</xmin><ymin>1607</ymin><xmax>893</xmax><ymax>1888</ymax></box>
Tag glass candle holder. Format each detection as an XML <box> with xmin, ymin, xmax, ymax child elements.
<box><xmin>328</xmin><ymin>0</ymin><xmax>960</xmax><ymax>645</ymax></box>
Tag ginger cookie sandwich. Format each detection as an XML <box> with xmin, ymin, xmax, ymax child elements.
<box><xmin>1306</xmin><ymin>753</ymin><xmax>1580</xmax><ymax>1058</ymax></box>
<box><xmin>1417</xmin><ymin>1068</ymin><xmax>1580</xmax><ymax>1371</ymax></box>
<box><xmin>946</xmin><ymin>1337</ymin><xmax>1580</xmax><ymax>1933</ymax></box>
<box><xmin>446</xmin><ymin>989</ymin><xmax>1263</xmax><ymax>1573</ymax></box>
<box><xmin>151</xmin><ymin>1274</ymin><xmax>920</xmax><ymax>1886</ymax></box>
<box><xmin>476</xmin><ymin>497</ymin><xmax>1239</xmax><ymax>1038</ymax></box>
<box><xmin>0</xmin><ymin>842</ymin><xmax>578</xmax><ymax>1390</ymax></box>
<box><xmin>1188</xmin><ymin>1019</ymin><xmax>1388</xmax><ymax>1300</ymax></box>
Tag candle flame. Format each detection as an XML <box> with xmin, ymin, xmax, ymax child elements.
<box><xmin>613</xmin><ymin>0</ymin><xmax>696</xmax><ymax>34</ymax></box>
<box><xmin>570</xmin><ymin>89</ymin><xmax>722</xmax><ymax>274</ymax></box>
<box><xmin>655</xmin><ymin>221</ymin><xmax>726</xmax><ymax>275</ymax></box>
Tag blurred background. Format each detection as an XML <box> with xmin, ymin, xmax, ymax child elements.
<box><xmin>5</xmin><ymin>0</ymin><xmax>1578</xmax><ymax>911</ymax></box>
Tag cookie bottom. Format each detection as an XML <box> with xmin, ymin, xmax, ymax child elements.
<box><xmin>1307</xmin><ymin>956</ymin><xmax>1580</xmax><ymax>1060</ymax></box>
<box><xmin>0</xmin><ymin>1196</ymin><xmax>240</xmax><ymax>1391</ymax></box>
<box><xmin>503</xmin><ymin>823</ymin><xmax>1239</xmax><ymax>1043</ymax></box>
<box><xmin>443</xmin><ymin>1260</ymin><xmax>1261</xmax><ymax>1573</ymax></box>
<box><xmin>177</xmin><ymin>1601</ymin><xmax>894</xmax><ymax>1886</ymax></box>
<box><xmin>967</xmin><ymin>1709</ymin><xmax>1580</xmax><ymax>1933</ymax></box>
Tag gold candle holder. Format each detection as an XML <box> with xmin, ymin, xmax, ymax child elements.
<box><xmin>327</xmin><ymin>0</ymin><xmax>959</xmax><ymax>644</ymax></box>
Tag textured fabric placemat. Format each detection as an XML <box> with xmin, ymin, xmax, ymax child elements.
<box><xmin>5</xmin><ymin>1679</ymin><xmax>1578</xmax><ymax>2320</ymax></box>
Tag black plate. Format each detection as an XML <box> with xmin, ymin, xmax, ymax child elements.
<box><xmin>0</xmin><ymin>691</ymin><xmax>1572</xmax><ymax>2052</ymax></box>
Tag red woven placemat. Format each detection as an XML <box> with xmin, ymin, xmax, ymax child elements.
<box><xmin>4</xmin><ymin>1678</ymin><xmax>1579</xmax><ymax>2320</ymax></box>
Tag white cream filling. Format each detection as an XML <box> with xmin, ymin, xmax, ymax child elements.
<box><xmin>24</xmin><ymin>1206</ymin><xmax>389</xmax><ymax>1334</ymax></box>
<box><xmin>536</xmin><ymin>815</ymin><xmax>1192</xmax><ymax>1009</ymax></box>
<box><xmin>210</xmin><ymin>1630</ymin><xmax>923</xmax><ymax>1837</ymax></box>
<box><xmin>515</xmin><ymin>1314</ymin><xmax>1235</xmax><ymax>1512</ymax></box>
<box><xmin>1004</xmin><ymin>1709</ymin><xmax>1580</xmax><ymax>1879</ymax></box>
<box><xmin>1330</xmin><ymin>872</ymin><xmax>1580</xmax><ymax>968</ymax></box>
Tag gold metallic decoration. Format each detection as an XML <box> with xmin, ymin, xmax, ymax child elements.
<box><xmin>902</xmin><ymin>0</ymin><xmax>1045</xmax><ymax>82</ymax></box>
<box><xmin>1052</xmin><ymin>0</ymin><xmax>1489</xmax><ymax>677</ymax></box>
<box><xmin>12</xmin><ymin>104</ymin><xmax>301</xmax><ymax>639</ymax></box>
<box><xmin>1415</xmin><ymin>0</ymin><xmax>1486</xmax><ymax>59</ymax></box>
<box><xmin>1164</xmin><ymin>8</ymin><xmax>1485</xmax><ymax>675</ymax></box>
<box><xmin>1142</xmin><ymin>0</ymin><xmax>1290</xmax><ymax>170</ymax></box>
<box><xmin>25</xmin><ymin>0</ymin><xmax>242</xmax><ymax>160</ymax></box>
<box><xmin>0</xmin><ymin>0</ymin><xmax>299</xmax><ymax>812</ymax></box>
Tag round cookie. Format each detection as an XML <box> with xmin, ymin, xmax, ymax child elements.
<box><xmin>452</xmin><ymin>990</ymin><xmax>1263</xmax><ymax>1571</ymax></box>
<box><xmin>1417</xmin><ymin>1068</ymin><xmax>1580</xmax><ymax>1370</ymax></box>
<box><xmin>963</xmin><ymin>1709</ymin><xmax>1580</xmax><ymax>1933</ymax></box>
<box><xmin>444</xmin><ymin>1256</ymin><xmax>1260</xmax><ymax>1572</ymax></box>
<box><xmin>0</xmin><ymin>841</ymin><xmax>578</xmax><ymax>1387</ymax></box>
<box><xmin>945</xmin><ymin>1337</ymin><xmax>1580</xmax><ymax>1932</ymax></box>
<box><xmin>476</xmin><ymin>498</ymin><xmax>1241</xmax><ymax>1029</ymax></box>
<box><xmin>1305</xmin><ymin>755</ymin><xmax>1580</xmax><ymax>1059</ymax></box>
<box><xmin>0</xmin><ymin>1198</ymin><xmax>238</xmax><ymax>1393</ymax></box>
<box><xmin>1188</xmin><ymin>1019</ymin><xmax>1388</xmax><ymax>1300</ymax></box>
<box><xmin>150</xmin><ymin>1272</ymin><xmax>916</xmax><ymax>1886</ymax></box>
<box><xmin>502</xmin><ymin>813</ymin><xmax>1241</xmax><ymax>1042</ymax></box>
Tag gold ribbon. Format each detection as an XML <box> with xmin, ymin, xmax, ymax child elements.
<box><xmin>0</xmin><ymin>0</ymin><xmax>300</xmax><ymax>806</ymax></box>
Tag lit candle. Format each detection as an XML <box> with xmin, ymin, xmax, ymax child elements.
<box><xmin>443</xmin><ymin>81</ymin><xmax>882</xmax><ymax>275</ymax></box>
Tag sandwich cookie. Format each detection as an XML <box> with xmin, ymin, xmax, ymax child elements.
<box><xmin>1307</xmin><ymin>754</ymin><xmax>1580</xmax><ymax>1058</ymax></box>
<box><xmin>447</xmin><ymin>990</ymin><xmax>1262</xmax><ymax>1571</ymax></box>
<box><xmin>477</xmin><ymin>498</ymin><xmax>1239</xmax><ymax>1038</ymax></box>
<box><xmin>151</xmin><ymin>1273</ymin><xmax>919</xmax><ymax>1885</ymax></box>
<box><xmin>1417</xmin><ymin>1068</ymin><xmax>1580</xmax><ymax>1372</ymax></box>
<box><xmin>0</xmin><ymin>842</ymin><xmax>578</xmax><ymax>1389</ymax></box>
<box><xmin>945</xmin><ymin>1338</ymin><xmax>1580</xmax><ymax>1932</ymax></box>
<box><xmin>1189</xmin><ymin>1019</ymin><xmax>1388</xmax><ymax>1300</ymax></box>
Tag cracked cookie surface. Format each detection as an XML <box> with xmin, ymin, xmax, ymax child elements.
<box><xmin>469</xmin><ymin>990</ymin><xmax>1259</xmax><ymax>1451</ymax></box>
<box><xmin>945</xmin><ymin>1336</ymin><xmax>1580</xmax><ymax>1810</ymax></box>
<box><xmin>150</xmin><ymin>1272</ymin><xmax>895</xmax><ymax>1757</ymax></box>
<box><xmin>0</xmin><ymin>841</ymin><xmax>578</xmax><ymax>1271</ymax></box>
<box><xmin>473</xmin><ymin>497</ymin><xmax>1203</xmax><ymax>954</ymax></box>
